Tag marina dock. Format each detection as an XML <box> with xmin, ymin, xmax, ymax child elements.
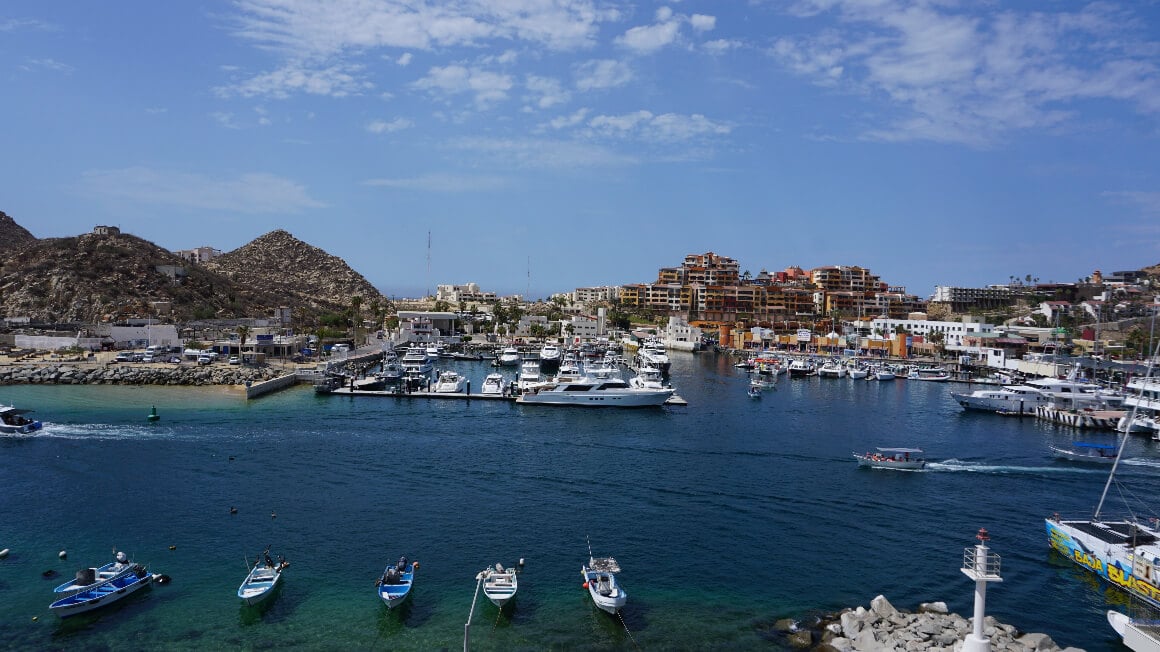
<box><xmin>325</xmin><ymin>386</ymin><xmax>688</xmax><ymax>405</ymax></box>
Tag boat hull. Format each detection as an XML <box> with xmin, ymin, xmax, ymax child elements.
<box><xmin>0</xmin><ymin>420</ymin><xmax>42</xmax><ymax>434</ymax></box>
<box><xmin>378</xmin><ymin>565</ymin><xmax>416</xmax><ymax>609</ymax></box>
<box><xmin>854</xmin><ymin>456</ymin><xmax>925</xmax><ymax>470</ymax></box>
<box><xmin>1046</xmin><ymin>518</ymin><xmax>1160</xmax><ymax>611</ymax></box>
<box><xmin>517</xmin><ymin>388</ymin><xmax>672</xmax><ymax>407</ymax></box>
<box><xmin>49</xmin><ymin>568</ymin><xmax>156</xmax><ymax>617</ymax></box>
<box><xmin>238</xmin><ymin>566</ymin><xmax>283</xmax><ymax>606</ymax></box>
<box><xmin>581</xmin><ymin>568</ymin><xmax>626</xmax><ymax>614</ymax></box>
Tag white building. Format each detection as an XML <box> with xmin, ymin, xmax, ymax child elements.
<box><xmin>435</xmin><ymin>283</ymin><xmax>497</xmax><ymax>304</ymax></box>
<box><xmin>175</xmin><ymin>246</ymin><xmax>222</xmax><ymax>264</ymax></box>
<box><xmin>869</xmin><ymin>316</ymin><xmax>994</xmax><ymax>347</ymax></box>
<box><xmin>565</xmin><ymin>311</ymin><xmax>605</xmax><ymax>342</ymax></box>
<box><xmin>573</xmin><ymin>286</ymin><xmax>620</xmax><ymax>303</ymax></box>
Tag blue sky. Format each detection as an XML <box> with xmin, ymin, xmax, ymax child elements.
<box><xmin>2</xmin><ymin>1</ymin><xmax>1159</xmax><ymax>300</ymax></box>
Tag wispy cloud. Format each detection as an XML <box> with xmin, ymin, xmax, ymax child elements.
<box><xmin>587</xmin><ymin>111</ymin><xmax>731</xmax><ymax>142</ymax></box>
<box><xmin>413</xmin><ymin>64</ymin><xmax>513</xmax><ymax>108</ymax></box>
<box><xmin>448</xmin><ymin>136</ymin><xmax>637</xmax><ymax>169</ymax></box>
<box><xmin>0</xmin><ymin>17</ymin><xmax>52</xmax><ymax>32</ymax></box>
<box><xmin>21</xmin><ymin>57</ymin><xmax>73</xmax><ymax>73</ymax></box>
<box><xmin>1103</xmin><ymin>190</ymin><xmax>1160</xmax><ymax>216</ymax></box>
<box><xmin>80</xmin><ymin>167</ymin><xmax>326</xmax><ymax>213</ymax></box>
<box><xmin>525</xmin><ymin>75</ymin><xmax>570</xmax><ymax>109</ymax></box>
<box><xmin>616</xmin><ymin>7</ymin><xmax>682</xmax><ymax>54</ymax></box>
<box><xmin>362</xmin><ymin>173</ymin><xmax>509</xmax><ymax>192</ymax></box>
<box><xmin>366</xmin><ymin>117</ymin><xmax>414</xmax><ymax>133</ymax></box>
<box><xmin>216</xmin><ymin>62</ymin><xmax>372</xmax><ymax>99</ymax></box>
<box><xmin>703</xmin><ymin>38</ymin><xmax>743</xmax><ymax>56</ymax></box>
<box><xmin>548</xmin><ymin>108</ymin><xmax>589</xmax><ymax>130</ymax></box>
<box><xmin>574</xmin><ymin>59</ymin><xmax>633</xmax><ymax>92</ymax></box>
<box><xmin>770</xmin><ymin>1</ymin><xmax>1160</xmax><ymax>146</ymax></box>
<box><xmin>210</xmin><ymin>112</ymin><xmax>241</xmax><ymax>129</ymax></box>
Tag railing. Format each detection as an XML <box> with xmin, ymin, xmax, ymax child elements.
<box><xmin>961</xmin><ymin>548</ymin><xmax>1002</xmax><ymax>580</ymax></box>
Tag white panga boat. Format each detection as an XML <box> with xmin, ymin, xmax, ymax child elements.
<box><xmin>433</xmin><ymin>370</ymin><xmax>467</xmax><ymax>393</ymax></box>
<box><xmin>853</xmin><ymin>447</ymin><xmax>925</xmax><ymax>470</ymax></box>
<box><xmin>238</xmin><ymin>548</ymin><xmax>288</xmax><ymax>606</ymax></box>
<box><xmin>0</xmin><ymin>405</ymin><xmax>43</xmax><ymax>434</ymax></box>
<box><xmin>1049</xmin><ymin>441</ymin><xmax>1119</xmax><ymax>463</ymax></box>
<box><xmin>480</xmin><ymin>373</ymin><xmax>505</xmax><ymax>395</ymax></box>
<box><xmin>496</xmin><ymin>347</ymin><xmax>521</xmax><ymax>367</ymax></box>
<box><xmin>581</xmin><ymin>550</ymin><xmax>626</xmax><ymax>614</ymax></box>
<box><xmin>517</xmin><ymin>377</ymin><xmax>673</xmax><ymax>407</ymax></box>
<box><xmin>377</xmin><ymin>556</ymin><xmax>418</xmax><ymax>608</ymax></box>
<box><xmin>49</xmin><ymin>551</ymin><xmax>159</xmax><ymax>617</ymax></box>
<box><xmin>479</xmin><ymin>562</ymin><xmax>519</xmax><ymax>608</ymax></box>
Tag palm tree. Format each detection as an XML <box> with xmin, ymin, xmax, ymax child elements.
<box><xmin>236</xmin><ymin>325</ymin><xmax>250</xmax><ymax>363</ymax></box>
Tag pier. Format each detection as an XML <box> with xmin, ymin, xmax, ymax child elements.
<box><xmin>325</xmin><ymin>386</ymin><xmax>688</xmax><ymax>405</ymax></box>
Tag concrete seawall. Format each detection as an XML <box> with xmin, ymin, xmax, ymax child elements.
<box><xmin>245</xmin><ymin>374</ymin><xmax>298</xmax><ymax>399</ymax></box>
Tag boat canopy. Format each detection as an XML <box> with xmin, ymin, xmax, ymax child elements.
<box><xmin>875</xmin><ymin>447</ymin><xmax>923</xmax><ymax>453</ymax></box>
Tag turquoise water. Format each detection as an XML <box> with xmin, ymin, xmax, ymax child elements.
<box><xmin>1</xmin><ymin>355</ymin><xmax>1154</xmax><ymax>650</ymax></box>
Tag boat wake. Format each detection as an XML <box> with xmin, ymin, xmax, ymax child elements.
<box><xmin>27</xmin><ymin>422</ymin><xmax>177</xmax><ymax>441</ymax></box>
<box><xmin>927</xmin><ymin>459</ymin><xmax>1107</xmax><ymax>475</ymax></box>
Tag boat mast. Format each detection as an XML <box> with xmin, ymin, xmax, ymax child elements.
<box><xmin>1094</xmin><ymin>338</ymin><xmax>1160</xmax><ymax>521</ymax></box>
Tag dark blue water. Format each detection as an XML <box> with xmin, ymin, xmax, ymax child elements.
<box><xmin>1</xmin><ymin>354</ymin><xmax>1153</xmax><ymax>650</ymax></box>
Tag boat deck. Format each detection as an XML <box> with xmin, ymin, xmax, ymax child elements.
<box><xmin>1064</xmin><ymin>520</ymin><xmax>1158</xmax><ymax>546</ymax></box>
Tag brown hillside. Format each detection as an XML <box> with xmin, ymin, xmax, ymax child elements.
<box><xmin>204</xmin><ymin>229</ymin><xmax>385</xmax><ymax>316</ymax></box>
<box><xmin>0</xmin><ymin>211</ymin><xmax>37</xmax><ymax>257</ymax></box>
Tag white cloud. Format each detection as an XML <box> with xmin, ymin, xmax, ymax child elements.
<box><xmin>396</xmin><ymin>52</ymin><xmax>412</xmax><ymax>66</ymax></box>
<box><xmin>367</xmin><ymin>117</ymin><xmax>414</xmax><ymax>133</ymax></box>
<box><xmin>616</xmin><ymin>18</ymin><xmax>681</xmax><ymax>54</ymax></box>
<box><xmin>548</xmin><ymin>108</ymin><xmax>589</xmax><ymax>129</ymax></box>
<box><xmin>362</xmin><ymin>173</ymin><xmax>508</xmax><ymax>192</ymax></box>
<box><xmin>588</xmin><ymin>111</ymin><xmax>731</xmax><ymax>142</ymax></box>
<box><xmin>574</xmin><ymin>59</ymin><xmax>633</xmax><ymax>91</ymax></box>
<box><xmin>413</xmin><ymin>64</ymin><xmax>513</xmax><ymax>107</ymax></box>
<box><xmin>1103</xmin><ymin>191</ymin><xmax>1160</xmax><ymax>216</ymax></box>
<box><xmin>80</xmin><ymin>167</ymin><xmax>326</xmax><ymax>213</ymax></box>
<box><xmin>21</xmin><ymin>57</ymin><xmax>73</xmax><ymax>73</ymax></box>
<box><xmin>217</xmin><ymin>62</ymin><xmax>372</xmax><ymax>99</ymax></box>
<box><xmin>690</xmin><ymin>14</ymin><xmax>716</xmax><ymax>32</ymax></box>
<box><xmin>525</xmin><ymin>75</ymin><xmax>570</xmax><ymax>109</ymax></box>
<box><xmin>0</xmin><ymin>17</ymin><xmax>51</xmax><ymax>32</ymax></box>
<box><xmin>227</xmin><ymin>0</ymin><xmax>612</xmax><ymax>56</ymax></box>
<box><xmin>703</xmin><ymin>38</ymin><xmax>742</xmax><ymax>55</ymax></box>
<box><xmin>770</xmin><ymin>1</ymin><xmax>1160</xmax><ymax>146</ymax></box>
<box><xmin>210</xmin><ymin>112</ymin><xmax>241</xmax><ymax>129</ymax></box>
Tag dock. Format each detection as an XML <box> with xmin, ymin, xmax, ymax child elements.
<box><xmin>325</xmin><ymin>386</ymin><xmax>687</xmax><ymax>405</ymax></box>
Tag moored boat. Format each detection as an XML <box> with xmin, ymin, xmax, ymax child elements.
<box><xmin>853</xmin><ymin>447</ymin><xmax>925</xmax><ymax>470</ymax></box>
<box><xmin>539</xmin><ymin>343</ymin><xmax>562</xmax><ymax>368</ymax></box>
<box><xmin>496</xmin><ymin>347</ymin><xmax>521</xmax><ymax>367</ymax></box>
<box><xmin>479</xmin><ymin>562</ymin><xmax>519</xmax><ymax>608</ymax></box>
<box><xmin>480</xmin><ymin>373</ymin><xmax>505</xmax><ymax>395</ymax></box>
<box><xmin>377</xmin><ymin>556</ymin><xmax>418</xmax><ymax>609</ymax></box>
<box><xmin>49</xmin><ymin>551</ymin><xmax>158</xmax><ymax>617</ymax></box>
<box><xmin>517</xmin><ymin>377</ymin><xmax>672</xmax><ymax>407</ymax></box>
<box><xmin>581</xmin><ymin>550</ymin><xmax>626</xmax><ymax>614</ymax></box>
<box><xmin>433</xmin><ymin>370</ymin><xmax>467</xmax><ymax>393</ymax></box>
<box><xmin>238</xmin><ymin>548</ymin><xmax>288</xmax><ymax>606</ymax></box>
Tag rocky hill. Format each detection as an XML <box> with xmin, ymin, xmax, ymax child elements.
<box><xmin>204</xmin><ymin>229</ymin><xmax>385</xmax><ymax>315</ymax></box>
<box><xmin>0</xmin><ymin>217</ymin><xmax>385</xmax><ymax>324</ymax></box>
<box><xmin>0</xmin><ymin>211</ymin><xmax>37</xmax><ymax>257</ymax></box>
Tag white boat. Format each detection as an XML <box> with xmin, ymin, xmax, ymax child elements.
<box><xmin>0</xmin><ymin>405</ymin><xmax>43</xmax><ymax>434</ymax></box>
<box><xmin>581</xmin><ymin>552</ymin><xmax>626</xmax><ymax>614</ymax></box>
<box><xmin>433</xmin><ymin>370</ymin><xmax>467</xmax><ymax>393</ymax></box>
<box><xmin>49</xmin><ymin>551</ymin><xmax>158</xmax><ymax>617</ymax></box>
<box><xmin>496</xmin><ymin>347</ymin><xmax>521</xmax><ymax>367</ymax></box>
<box><xmin>787</xmin><ymin>358</ymin><xmax>815</xmax><ymax>378</ymax></box>
<box><xmin>853</xmin><ymin>447</ymin><xmax>925</xmax><ymax>470</ymax></box>
<box><xmin>817</xmin><ymin>360</ymin><xmax>846</xmax><ymax>378</ymax></box>
<box><xmin>556</xmin><ymin>352</ymin><xmax>583</xmax><ymax>380</ymax></box>
<box><xmin>401</xmin><ymin>346</ymin><xmax>434</xmax><ymax>374</ymax></box>
<box><xmin>586</xmin><ymin>355</ymin><xmax>620</xmax><ymax>379</ymax></box>
<box><xmin>628</xmin><ymin>364</ymin><xmax>667</xmax><ymax>390</ymax></box>
<box><xmin>425</xmin><ymin>342</ymin><xmax>443</xmax><ymax>362</ymax></box>
<box><xmin>906</xmin><ymin>366</ymin><xmax>951</xmax><ymax>381</ymax></box>
<box><xmin>238</xmin><ymin>548</ymin><xmax>288</xmax><ymax>606</ymax></box>
<box><xmin>1045</xmin><ymin>349</ymin><xmax>1160</xmax><ymax>611</ymax></box>
<box><xmin>517</xmin><ymin>359</ymin><xmax>548</xmax><ymax>392</ymax></box>
<box><xmin>517</xmin><ymin>377</ymin><xmax>673</xmax><ymax>407</ymax></box>
<box><xmin>1049</xmin><ymin>442</ymin><xmax>1119</xmax><ymax>463</ymax></box>
<box><xmin>539</xmin><ymin>343</ymin><xmax>562</xmax><ymax>367</ymax></box>
<box><xmin>871</xmin><ymin>367</ymin><xmax>896</xmax><ymax>381</ymax></box>
<box><xmin>637</xmin><ymin>338</ymin><xmax>671</xmax><ymax>373</ymax></box>
<box><xmin>747</xmin><ymin>385</ymin><xmax>762</xmax><ymax>399</ymax></box>
<box><xmin>847</xmin><ymin>365</ymin><xmax>869</xmax><ymax>380</ymax></box>
<box><xmin>376</xmin><ymin>349</ymin><xmax>406</xmax><ymax>384</ymax></box>
<box><xmin>377</xmin><ymin>556</ymin><xmax>417</xmax><ymax>609</ymax></box>
<box><xmin>952</xmin><ymin>384</ymin><xmax>1049</xmax><ymax>413</ymax></box>
<box><xmin>1108</xmin><ymin>609</ymin><xmax>1160</xmax><ymax>652</ymax></box>
<box><xmin>480</xmin><ymin>373</ymin><xmax>505</xmax><ymax>395</ymax></box>
<box><xmin>479</xmin><ymin>562</ymin><xmax>518</xmax><ymax>608</ymax></box>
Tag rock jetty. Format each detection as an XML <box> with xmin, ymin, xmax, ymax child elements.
<box><xmin>0</xmin><ymin>363</ymin><xmax>283</xmax><ymax>386</ymax></box>
<box><xmin>764</xmin><ymin>595</ymin><xmax>1083</xmax><ymax>651</ymax></box>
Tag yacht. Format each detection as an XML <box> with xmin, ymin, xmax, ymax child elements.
<box><xmin>539</xmin><ymin>343</ymin><xmax>562</xmax><ymax>368</ymax></box>
<box><xmin>496</xmin><ymin>347</ymin><xmax>521</xmax><ymax>367</ymax></box>
<box><xmin>817</xmin><ymin>359</ymin><xmax>846</xmax><ymax>378</ymax></box>
<box><xmin>375</xmin><ymin>348</ymin><xmax>405</xmax><ymax>384</ymax></box>
<box><xmin>433</xmin><ymin>370</ymin><xmax>467</xmax><ymax>393</ymax></box>
<box><xmin>400</xmin><ymin>345</ymin><xmax>434</xmax><ymax>375</ymax></box>
<box><xmin>629</xmin><ymin>365</ymin><xmax>667</xmax><ymax>390</ymax></box>
<box><xmin>637</xmin><ymin>338</ymin><xmax>671</xmax><ymax>374</ymax></box>
<box><xmin>480</xmin><ymin>373</ymin><xmax>505</xmax><ymax>395</ymax></box>
<box><xmin>517</xmin><ymin>377</ymin><xmax>673</xmax><ymax>407</ymax></box>
<box><xmin>787</xmin><ymin>358</ymin><xmax>815</xmax><ymax>378</ymax></box>
<box><xmin>952</xmin><ymin>384</ymin><xmax>1049</xmax><ymax>413</ymax></box>
<box><xmin>517</xmin><ymin>359</ymin><xmax>549</xmax><ymax>392</ymax></box>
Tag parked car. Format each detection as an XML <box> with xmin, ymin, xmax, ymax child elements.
<box><xmin>228</xmin><ymin>356</ymin><xmax>240</xmax><ymax>365</ymax></box>
<box><xmin>197</xmin><ymin>354</ymin><xmax>214</xmax><ymax>365</ymax></box>
<box><xmin>114</xmin><ymin>352</ymin><xmax>133</xmax><ymax>363</ymax></box>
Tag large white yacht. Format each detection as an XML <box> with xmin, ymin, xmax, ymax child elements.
<box><xmin>401</xmin><ymin>345</ymin><xmax>434</xmax><ymax>374</ymax></box>
<box><xmin>952</xmin><ymin>384</ymin><xmax>1050</xmax><ymax>413</ymax></box>
<box><xmin>637</xmin><ymin>338</ymin><xmax>671</xmax><ymax>373</ymax></box>
<box><xmin>496</xmin><ymin>347</ymin><xmax>521</xmax><ymax>367</ymax></box>
<box><xmin>517</xmin><ymin>358</ymin><xmax>549</xmax><ymax>392</ymax></box>
<box><xmin>517</xmin><ymin>377</ymin><xmax>673</xmax><ymax>407</ymax></box>
<box><xmin>539</xmin><ymin>343</ymin><xmax>562</xmax><ymax>368</ymax></box>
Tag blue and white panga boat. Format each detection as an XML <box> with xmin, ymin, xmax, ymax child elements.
<box><xmin>0</xmin><ymin>405</ymin><xmax>42</xmax><ymax>434</ymax></box>
<box><xmin>854</xmin><ymin>447</ymin><xmax>925</xmax><ymax>470</ymax></box>
<box><xmin>238</xmin><ymin>549</ymin><xmax>288</xmax><ymax>606</ymax></box>
<box><xmin>377</xmin><ymin>556</ymin><xmax>417</xmax><ymax>608</ymax></box>
<box><xmin>49</xmin><ymin>551</ymin><xmax>158</xmax><ymax>617</ymax></box>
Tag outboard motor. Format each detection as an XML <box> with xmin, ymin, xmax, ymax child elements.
<box><xmin>115</xmin><ymin>551</ymin><xmax>128</xmax><ymax>564</ymax></box>
<box><xmin>385</xmin><ymin>567</ymin><xmax>400</xmax><ymax>584</ymax></box>
<box><xmin>396</xmin><ymin>556</ymin><xmax>408</xmax><ymax>573</ymax></box>
<box><xmin>76</xmin><ymin>568</ymin><xmax>96</xmax><ymax>585</ymax></box>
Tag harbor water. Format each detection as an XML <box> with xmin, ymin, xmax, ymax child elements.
<box><xmin>1</xmin><ymin>354</ymin><xmax>1155</xmax><ymax>650</ymax></box>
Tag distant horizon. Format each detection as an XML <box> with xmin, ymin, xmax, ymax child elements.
<box><xmin>4</xmin><ymin>2</ymin><xmax>1158</xmax><ymax>299</ymax></box>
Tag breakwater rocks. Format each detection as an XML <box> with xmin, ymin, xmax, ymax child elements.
<box><xmin>762</xmin><ymin>595</ymin><xmax>1083</xmax><ymax>651</ymax></box>
<box><xmin>0</xmin><ymin>363</ymin><xmax>284</xmax><ymax>386</ymax></box>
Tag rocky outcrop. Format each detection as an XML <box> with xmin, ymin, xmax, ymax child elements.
<box><xmin>764</xmin><ymin>595</ymin><xmax>1083</xmax><ymax>652</ymax></box>
<box><xmin>0</xmin><ymin>363</ymin><xmax>285</xmax><ymax>386</ymax></box>
<box><xmin>205</xmin><ymin>229</ymin><xmax>385</xmax><ymax>316</ymax></box>
<box><xmin>0</xmin><ymin>211</ymin><xmax>37</xmax><ymax>256</ymax></box>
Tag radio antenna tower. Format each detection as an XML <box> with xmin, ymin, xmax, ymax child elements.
<box><xmin>527</xmin><ymin>256</ymin><xmax>531</xmax><ymax>301</ymax></box>
<box><xmin>426</xmin><ymin>230</ymin><xmax>431</xmax><ymax>300</ymax></box>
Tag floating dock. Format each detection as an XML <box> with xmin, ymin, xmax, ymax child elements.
<box><xmin>325</xmin><ymin>387</ymin><xmax>687</xmax><ymax>405</ymax></box>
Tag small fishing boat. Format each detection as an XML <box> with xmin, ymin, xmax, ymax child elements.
<box><xmin>582</xmin><ymin>554</ymin><xmax>627</xmax><ymax>614</ymax></box>
<box><xmin>747</xmin><ymin>385</ymin><xmax>762</xmax><ymax>399</ymax></box>
<box><xmin>0</xmin><ymin>405</ymin><xmax>42</xmax><ymax>434</ymax></box>
<box><xmin>479</xmin><ymin>562</ymin><xmax>519</xmax><ymax>608</ymax></box>
<box><xmin>377</xmin><ymin>556</ymin><xmax>418</xmax><ymax>608</ymax></box>
<box><xmin>1049</xmin><ymin>441</ymin><xmax>1120</xmax><ymax>463</ymax></box>
<box><xmin>238</xmin><ymin>548</ymin><xmax>288</xmax><ymax>606</ymax></box>
<box><xmin>49</xmin><ymin>551</ymin><xmax>158</xmax><ymax>617</ymax></box>
<box><xmin>853</xmin><ymin>447</ymin><xmax>925</xmax><ymax>470</ymax></box>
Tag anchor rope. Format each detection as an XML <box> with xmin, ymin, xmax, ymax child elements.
<box><xmin>616</xmin><ymin>610</ymin><xmax>641</xmax><ymax>650</ymax></box>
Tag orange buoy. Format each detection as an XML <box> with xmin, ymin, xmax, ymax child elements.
<box><xmin>413</xmin><ymin>561</ymin><xmax>420</xmax><ymax>569</ymax></box>
<box><xmin>582</xmin><ymin>581</ymin><xmax>589</xmax><ymax>589</ymax></box>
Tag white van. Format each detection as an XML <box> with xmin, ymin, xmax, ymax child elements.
<box><xmin>197</xmin><ymin>354</ymin><xmax>214</xmax><ymax>365</ymax></box>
